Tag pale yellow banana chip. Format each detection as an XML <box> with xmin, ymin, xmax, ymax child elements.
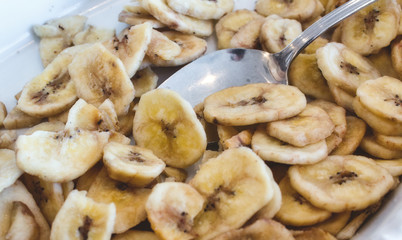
<box><xmin>69</xmin><ymin>43</ymin><xmax>135</xmax><ymax>116</ymax></box>
<box><xmin>289</xmin><ymin>53</ymin><xmax>334</xmax><ymax>101</ymax></box>
<box><xmin>146</xmin><ymin>182</ymin><xmax>205</xmax><ymax>240</ymax></box>
<box><xmin>360</xmin><ymin>134</ymin><xmax>402</xmax><ymax>159</ymax></box>
<box><xmin>16</xmin><ymin>129</ymin><xmax>109</xmax><ymax>182</ymax></box>
<box><xmin>316</xmin><ymin>42</ymin><xmax>381</xmax><ymax>95</ymax></box>
<box><xmin>76</xmin><ymin>162</ymin><xmax>103</xmax><ymax>191</ymax></box>
<box><xmin>146</xmin><ymin>29</ymin><xmax>181</xmax><ymax>61</ymax></box>
<box><xmin>374</xmin><ymin>132</ymin><xmax>402</xmax><ymax>150</ymax></box>
<box><xmin>375</xmin><ymin>159</ymin><xmax>402</xmax><ymax>176</ymax></box>
<box><xmin>214</xmin><ymin>219</ymin><xmax>295</xmax><ymax>240</ymax></box>
<box><xmin>118</xmin><ymin>10</ymin><xmax>167</xmax><ymax>28</ymax></box>
<box><xmin>288</xmin><ymin>155</ymin><xmax>394</xmax><ymax>212</ymax></box>
<box><xmin>252</xmin><ymin>125</ymin><xmax>328</xmax><ymax>164</ymax></box>
<box><xmin>39</xmin><ymin>37</ymin><xmax>69</xmax><ymax>67</ymax></box>
<box><xmin>0</xmin><ymin>181</ymin><xmax>50</xmax><ymax>240</ymax></box>
<box><xmin>3</xmin><ymin>106</ymin><xmax>42</xmax><ymax>129</ymax></box>
<box><xmin>356</xmin><ymin>76</ymin><xmax>402</xmax><ymax>122</ymax></box>
<box><xmin>50</xmin><ymin>190</ymin><xmax>115</xmax><ymax>240</ymax></box>
<box><xmin>0</xmin><ymin>101</ymin><xmax>6</xmax><ymax>127</ymax></box>
<box><xmin>133</xmin><ymin>88</ymin><xmax>206</xmax><ymax>168</ymax></box>
<box><xmin>167</xmin><ymin>0</ymin><xmax>234</xmax><ymax>20</ymax></box>
<box><xmin>367</xmin><ymin>47</ymin><xmax>401</xmax><ymax>79</ymax></box>
<box><xmin>24</xmin><ymin>121</ymin><xmax>65</xmax><ymax>135</ymax></box>
<box><xmin>21</xmin><ymin>174</ymin><xmax>64</xmax><ymax>224</ymax></box>
<box><xmin>260</xmin><ymin>14</ymin><xmax>302</xmax><ymax>53</ymax></box>
<box><xmin>141</xmin><ymin>0</ymin><xmax>213</xmax><ymax>37</ymax></box>
<box><xmin>190</xmin><ymin>147</ymin><xmax>275</xmax><ymax>239</ymax></box>
<box><xmin>353</xmin><ymin>97</ymin><xmax>402</xmax><ymax>136</ymax></box>
<box><xmin>314</xmin><ymin>211</ymin><xmax>351</xmax><ymax>236</ymax></box>
<box><xmin>253</xmin><ymin>179</ymin><xmax>282</xmax><ymax>219</ymax></box>
<box><xmin>267</xmin><ymin>104</ymin><xmax>335</xmax><ymax>147</ymax></box>
<box><xmin>215</xmin><ymin>9</ymin><xmax>264</xmax><ymax>49</ymax></box>
<box><xmin>0</xmin><ymin>130</ymin><xmax>17</xmax><ymax>149</ymax></box>
<box><xmin>327</xmin><ymin>81</ymin><xmax>355</xmax><ymax>112</ymax></box>
<box><xmin>87</xmin><ymin>168</ymin><xmax>151</xmax><ymax>233</ymax></box>
<box><xmin>203</xmin><ymin>83</ymin><xmax>306</xmax><ymax>126</ymax></box>
<box><xmin>103</xmin><ymin>142</ymin><xmax>166</xmax><ymax>187</ymax></box>
<box><xmin>230</xmin><ymin>18</ymin><xmax>265</xmax><ymax>49</ymax></box>
<box><xmin>148</xmin><ymin>31</ymin><xmax>207</xmax><ymax>67</ymax></box>
<box><xmin>73</xmin><ymin>25</ymin><xmax>115</xmax><ymax>45</ymax></box>
<box><xmin>0</xmin><ymin>149</ymin><xmax>23</xmax><ymax>193</ymax></box>
<box><xmin>341</xmin><ymin>0</ymin><xmax>400</xmax><ymax>55</ymax></box>
<box><xmin>255</xmin><ymin>0</ymin><xmax>318</xmax><ymax>21</ymax></box>
<box><xmin>303</xmin><ymin>37</ymin><xmax>329</xmax><ymax>54</ymax></box>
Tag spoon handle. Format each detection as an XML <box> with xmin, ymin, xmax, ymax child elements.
<box><xmin>278</xmin><ymin>0</ymin><xmax>377</xmax><ymax>68</ymax></box>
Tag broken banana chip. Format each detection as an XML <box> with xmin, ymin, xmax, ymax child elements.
<box><xmin>133</xmin><ymin>88</ymin><xmax>207</xmax><ymax>169</ymax></box>
<box><xmin>0</xmin><ymin>149</ymin><xmax>23</xmax><ymax>193</ymax></box>
<box><xmin>166</xmin><ymin>0</ymin><xmax>234</xmax><ymax>20</ymax></box>
<box><xmin>203</xmin><ymin>83</ymin><xmax>306</xmax><ymax>126</ymax></box>
<box><xmin>288</xmin><ymin>155</ymin><xmax>394</xmax><ymax>212</ymax></box>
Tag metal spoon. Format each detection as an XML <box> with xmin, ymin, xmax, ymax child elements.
<box><xmin>159</xmin><ymin>0</ymin><xmax>377</xmax><ymax>106</ymax></box>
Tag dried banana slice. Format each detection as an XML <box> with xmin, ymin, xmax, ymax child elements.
<box><xmin>260</xmin><ymin>15</ymin><xmax>302</xmax><ymax>53</ymax></box>
<box><xmin>331</xmin><ymin>116</ymin><xmax>366</xmax><ymax>155</ymax></box>
<box><xmin>375</xmin><ymin>159</ymin><xmax>402</xmax><ymax>176</ymax></box>
<box><xmin>118</xmin><ymin>101</ymin><xmax>136</xmax><ymax>136</ymax></box>
<box><xmin>222</xmin><ymin>129</ymin><xmax>253</xmax><ymax>149</ymax></box>
<box><xmin>252</xmin><ymin>124</ymin><xmax>328</xmax><ymax>164</ymax></box>
<box><xmin>131</xmin><ymin>67</ymin><xmax>158</xmax><ymax>97</ymax></box>
<box><xmin>203</xmin><ymin>83</ymin><xmax>306</xmax><ymax>126</ymax></box>
<box><xmin>309</xmin><ymin>100</ymin><xmax>347</xmax><ymax>152</ymax></box>
<box><xmin>275</xmin><ymin>176</ymin><xmax>331</xmax><ymax>227</ymax></box>
<box><xmin>0</xmin><ymin>181</ymin><xmax>50</xmax><ymax>240</ymax></box>
<box><xmin>0</xmin><ymin>130</ymin><xmax>17</xmax><ymax>149</ymax></box>
<box><xmin>288</xmin><ymin>155</ymin><xmax>394</xmax><ymax>212</ymax></box>
<box><xmin>18</xmin><ymin>45</ymin><xmax>89</xmax><ymax>118</ymax></box>
<box><xmin>314</xmin><ymin>211</ymin><xmax>351</xmax><ymax>236</ymax></box>
<box><xmin>112</xmin><ymin>230</ymin><xmax>159</xmax><ymax>240</ymax></box>
<box><xmin>33</xmin><ymin>15</ymin><xmax>87</xmax><ymax>44</ymax></box>
<box><xmin>146</xmin><ymin>29</ymin><xmax>181</xmax><ymax>61</ymax></box>
<box><xmin>292</xmin><ymin>228</ymin><xmax>337</xmax><ymax>240</ymax></box>
<box><xmin>353</xmin><ymin>97</ymin><xmax>402</xmax><ymax>136</ymax></box>
<box><xmin>104</xmin><ymin>23</ymin><xmax>152</xmax><ymax>78</ymax></box>
<box><xmin>0</xmin><ymin>101</ymin><xmax>6</xmax><ymax>127</ymax></box>
<box><xmin>189</xmin><ymin>147</ymin><xmax>275</xmax><ymax>239</ymax></box>
<box><xmin>146</xmin><ymin>182</ymin><xmax>205</xmax><ymax>240</ymax></box>
<box><xmin>156</xmin><ymin>166</ymin><xmax>188</xmax><ymax>183</ymax></box>
<box><xmin>327</xmin><ymin>80</ymin><xmax>355</xmax><ymax>112</ymax></box>
<box><xmin>356</xmin><ymin>76</ymin><xmax>402</xmax><ymax>122</ymax></box>
<box><xmin>48</xmin><ymin>109</ymin><xmax>69</xmax><ymax>123</ymax></box>
<box><xmin>255</xmin><ymin>0</ymin><xmax>318</xmax><ymax>21</ymax></box>
<box><xmin>341</xmin><ymin>0</ymin><xmax>401</xmax><ymax>55</ymax></box>
<box><xmin>229</xmin><ymin>18</ymin><xmax>265</xmax><ymax>49</ymax></box>
<box><xmin>288</xmin><ymin>53</ymin><xmax>334</xmax><ymax>101</ymax></box>
<box><xmin>167</xmin><ymin>0</ymin><xmax>234</xmax><ymax>20</ymax></box>
<box><xmin>133</xmin><ymin>89</ymin><xmax>206</xmax><ymax>168</ymax></box>
<box><xmin>24</xmin><ymin>121</ymin><xmax>65</xmax><ymax>135</ymax></box>
<box><xmin>87</xmin><ymin>168</ymin><xmax>151</xmax><ymax>234</ymax></box>
<box><xmin>254</xmin><ymin>179</ymin><xmax>282</xmax><ymax>219</ymax></box>
<box><xmin>73</xmin><ymin>25</ymin><xmax>115</xmax><ymax>45</ymax></box>
<box><xmin>2</xmin><ymin>106</ymin><xmax>42</xmax><ymax>129</ymax></box>
<box><xmin>76</xmin><ymin>162</ymin><xmax>103</xmax><ymax>191</ymax></box>
<box><xmin>215</xmin><ymin>9</ymin><xmax>264</xmax><ymax>49</ymax></box>
<box><xmin>303</xmin><ymin>37</ymin><xmax>329</xmax><ymax>54</ymax></box>
<box><xmin>360</xmin><ymin>134</ymin><xmax>402</xmax><ymax>159</ymax></box>
<box><xmin>267</xmin><ymin>104</ymin><xmax>335</xmax><ymax>147</ymax></box>
<box><xmin>21</xmin><ymin>174</ymin><xmax>64</xmax><ymax>224</ymax></box>
<box><xmin>103</xmin><ymin>142</ymin><xmax>166</xmax><ymax>187</ymax></box>
<box><xmin>0</xmin><ymin>149</ymin><xmax>23</xmax><ymax>193</ymax></box>
<box><xmin>141</xmin><ymin>0</ymin><xmax>213</xmax><ymax>37</ymax></box>
<box><xmin>148</xmin><ymin>31</ymin><xmax>207</xmax><ymax>67</ymax></box>
<box><xmin>316</xmin><ymin>42</ymin><xmax>381</xmax><ymax>95</ymax></box>
<box><xmin>69</xmin><ymin>43</ymin><xmax>135</xmax><ymax>116</ymax></box>
<box><xmin>367</xmin><ymin>47</ymin><xmax>401</xmax><ymax>79</ymax></box>
<box><xmin>39</xmin><ymin>37</ymin><xmax>69</xmax><ymax>67</ymax></box>
<box><xmin>374</xmin><ymin>133</ymin><xmax>402</xmax><ymax>150</ymax></box>
<box><xmin>391</xmin><ymin>36</ymin><xmax>402</xmax><ymax>77</ymax></box>
<box><xmin>50</xmin><ymin>190</ymin><xmax>115</xmax><ymax>240</ymax></box>
<box><xmin>118</xmin><ymin>10</ymin><xmax>167</xmax><ymax>28</ymax></box>
<box><xmin>16</xmin><ymin>129</ymin><xmax>109</xmax><ymax>182</ymax></box>
<box><xmin>214</xmin><ymin>219</ymin><xmax>295</xmax><ymax>240</ymax></box>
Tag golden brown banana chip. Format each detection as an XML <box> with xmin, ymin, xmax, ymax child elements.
<box><xmin>87</xmin><ymin>168</ymin><xmax>151</xmax><ymax>233</ymax></box>
<box><xmin>360</xmin><ymin>134</ymin><xmax>402</xmax><ymax>159</ymax></box>
<box><xmin>374</xmin><ymin>133</ymin><xmax>402</xmax><ymax>151</ymax></box>
<box><xmin>112</xmin><ymin>230</ymin><xmax>160</xmax><ymax>240</ymax></box>
<box><xmin>391</xmin><ymin>36</ymin><xmax>402</xmax><ymax>78</ymax></box>
<box><xmin>314</xmin><ymin>211</ymin><xmax>351</xmax><ymax>236</ymax></box>
<box><xmin>275</xmin><ymin>176</ymin><xmax>331</xmax><ymax>227</ymax></box>
<box><xmin>292</xmin><ymin>228</ymin><xmax>337</xmax><ymax>240</ymax></box>
<box><xmin>331</xmin><ymin>116</ymin><xmax>366</xmax><ymax>155</ymax></box>
<box><xmin>367</xmin><ymin>47</ymin><xmax>401</xmax><ymax>79</ymax></box>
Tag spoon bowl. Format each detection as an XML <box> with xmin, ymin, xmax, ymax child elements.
<box><xmin>159</xmin><ymin>0</ymin><xmax>377</xmax><ymax>106</ymax></box>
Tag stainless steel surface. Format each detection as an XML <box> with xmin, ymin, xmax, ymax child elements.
<box><xmin>160</xmin><ymin>0</ymin><xmax>377</xmax><ymax>106</ymax></box>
